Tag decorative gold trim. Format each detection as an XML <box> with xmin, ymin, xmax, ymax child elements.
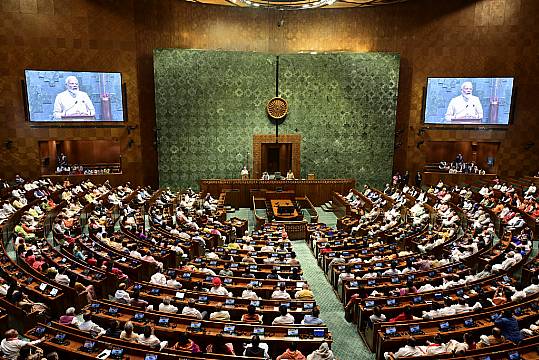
<box><xmin>266</xmin><ymin>97</ymin><xmax>288</xmax><ymax>120</ymax></box>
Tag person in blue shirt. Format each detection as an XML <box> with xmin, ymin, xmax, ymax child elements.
<box><xmin>494</xmin><ymin>309</ymin><xmax>522</xmax><ymax>343</ymax></box>
<box><xmin>303</xmin><ymin>308</ymin><xmax>324</xmax><ymax>325</ymax></box>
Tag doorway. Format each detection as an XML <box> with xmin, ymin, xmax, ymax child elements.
<box><xmin>252</xmin><ymin>134</ymin><xmax>301</xmax><ymax>179</ymax></box>
<box><xmin>262</xmin><ymin>143</ymin><xmax>292</xmax><ymax>176</ymax></box>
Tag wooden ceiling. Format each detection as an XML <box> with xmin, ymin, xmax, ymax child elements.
<box><xmin>183</xmin><ymin>0</ymin><xmax>412</xmax><ymax>10</ymax></box>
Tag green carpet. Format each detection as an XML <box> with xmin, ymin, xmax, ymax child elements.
<box><xmin>292</xmin><ymin>241</ymin><xmax>374</xmax><ymax>360</ymax></box>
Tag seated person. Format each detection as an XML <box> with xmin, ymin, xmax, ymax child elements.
<box><xmin>295</xmin><ymin>283</ymin><xmax>314</xmax><ymax>300</ymax></box>
<box><xmin>272</xmin><ymin>305</ymin><xmax>295</xmax><ymax>325</ymax></box>
<box><xmin>276</xmin><ymin>342</ymin><xmax>306</xmax><ymax>360</ymax></box>
<box><xmin>241</xmin><ymin>285</ymin><xmax>259</xmax><ymax>300</ymax></box>
<box><xmin>1</xmin><ymin>329</ymin><xmax>45</xmax><ymax>360</ymax></box>
<box><xmin>181</xmin><ymin>299</ymin><xmax>204</xmax><ymax>320</ymax></box>
<box><xmin>384</xmin><ymin>337</ymin><xmax>423</xmax><ymax>359</ymax></box>
<box><xmin>138</xmin><ymin>326</ymin><xmax>165</xmax><ymax>349</ymax></box>
<box><xmin>302</xmin><ymin>308</ymin><xmax>324</xmax><ymax>325</ymax></box>
<box><xmin>206</xmin><ymin>333</ymin><xmax>235</xmax><ymax>355</ymax></box>
<box><xmin>114</xmin><ymin>283</ymin><xmax>131</xmax><ymax>304</ymax></box>
<box><xmin>172</xmin><ymin>332</ymin><xmax>201</xmax><ymax>353</ymax></box>
<box><xmin>241</xmin><ymin>305</ymin><xmax>263</xmax><ymax>324</ymax></box>
<box><xmin>271</xmin><ymin>285</ymin><xmax>291</xmax><ymax>300</ymax></box>
<box><xmin>476</xmin><ymin>327</ymin><xmax>505</xmax><ymax>349</ymax></box>
<box><xmin>244</xmin><ymin>335</ymin><xmax>270</xmax><ymax>359</ymax></box>
<box><xmin>209</xmin><ymin>304</ymin><xmax>231</xmax><ymax>321</ymax></box>
<box><xmin>158</xmin><ymin>297</ymin><xmax>179</xmax><ymax>313</ymax></box>
<box><xmin>105</xmin><ymin>320</ymin><xmax>122</xmax><ymax>339</ymax></box>
<box><xmin>120</xmin><ymin>321</ymin><xmax>139</xmax><ymax>343</ymax></box>
<box><xmin>286</xmin><ymin>170</ymin><xmax>295</xmax><ymax>180</ymax></box>
<box><xmin>78</xmin><ymin>312</ymin><xmax>106</xmax><ymax>337</ymax></box>
<box><xmin>307</xmin><ymin>342</ymin><xmax>334</xmax><ymax>360</ymax></box>
<box><xmin>58</xmin><ymin>307</ymin><xmax>79</xmax><ymax>326</ymax></box>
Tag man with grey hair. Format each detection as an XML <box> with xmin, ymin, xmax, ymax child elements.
<box><xmin>445</xmin><ymin>81</ymin><xmax>483</xmax><ymax>121</ymax></box>
<box><xmin>53</xmin><ymin>75</ymin><xmax>95</xmax><ymax>119</ymax></box>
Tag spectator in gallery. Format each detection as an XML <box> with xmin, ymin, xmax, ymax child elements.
<box><xmin>401</xmin><ymin>171</ymin><xmax>409</xmax><ymax>187</ymax></box>
<box><xmin>261</xmin><ymin>171</ymin><xmax>270</xmax><ymax>180</ymax></box>
<box><xmin>445</xmin><ymin>81</ymin><xmax>483</xmax><ymax>121</ymax></box>
<box><xmin>415</xmin><ymin>171</ymin><xmax>422</xmax><ymax>188</ymax></box>
<box><xmin>286</xmin><ymin>170</ymin><xmax>295</xmax><ymax>180</ymax></box>
<box><xmin>53</xmin><ymin>76</ymin><xmax>95</xmax><ymax>119</ymax></box>
<box><xmin>241</xmin><ymin>165</ymin><xmax>249</xmax><ymax>180</ymax></box>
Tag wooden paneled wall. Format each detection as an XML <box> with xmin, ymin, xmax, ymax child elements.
<box><xmin>0</xmin><ymin>0</ymin><xmax>144</xmax><ymax>184</ymax></box>
<box><xmin>2</xmin><ymin>0</ymin><xmax>539</xmax><ymax>185</ymax></box>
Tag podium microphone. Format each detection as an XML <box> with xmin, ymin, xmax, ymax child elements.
<box><xmin>63</xmin><ymin>101</ymin><xmax>78</xmax><ymax>116</ymax></box>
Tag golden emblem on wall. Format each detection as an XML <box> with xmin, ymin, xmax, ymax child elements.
<box><xmin>266</xmin><ymin>97</ymin><xmax>288</xmax><ymax>120</ymax></box>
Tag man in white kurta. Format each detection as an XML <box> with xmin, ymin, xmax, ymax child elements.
<box><xmin>53</xmin><ymin>76</ymin><xmax>95</xmax><ymax>119</ymax></box>
<box><xmin>445</xmin><ymin>81</ymin><xmax>483</xmax><ymax>121</ymax></box>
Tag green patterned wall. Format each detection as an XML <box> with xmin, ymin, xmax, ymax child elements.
<box><xmin>154</xmin><ymin>49</ymin><xmax>399</xmax><ymax>189</ymax></box>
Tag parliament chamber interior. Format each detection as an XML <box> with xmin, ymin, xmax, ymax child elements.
<box><xmin>1</xmin><ymin>0</ymin><xmax>539</xmax><ymax>359</ymax></box>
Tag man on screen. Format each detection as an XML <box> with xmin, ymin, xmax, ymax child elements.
<box><xmin>53</xmin><ymin>76</ymin><xmax>95</xmax><ymax>119</ymax></box>
<box><xmin>444</xmin><ymin>81</ymin><xmax>483</xmax><ymax>121</ymax></box>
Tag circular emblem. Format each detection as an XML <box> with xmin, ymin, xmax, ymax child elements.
<box><xmin>266</xmin><ymin>97</ymin><xmax>288</xmax><ymax>120</ymax></box>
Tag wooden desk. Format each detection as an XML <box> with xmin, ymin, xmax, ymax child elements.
<box><xmin>200</xmin><ymin>179</ymin><xmax>356</xmax><ymax>207</ymax></box>
<box><xmin>271</xmin><ymin>200</ymin><xmax>301</xmax><ymax>221</ymax></box>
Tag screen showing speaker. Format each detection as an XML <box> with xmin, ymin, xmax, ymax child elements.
<box><xmin>24</xmin><ymin>70</ymin><xmax>125</xmax><ymax>122</ymax></box>
<box><xmin>424</xmin><ymin>77</ymin><xmax>514</xmax><ymax>125</ymax></box>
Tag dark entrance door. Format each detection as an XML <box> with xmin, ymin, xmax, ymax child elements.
<box><xmin>261</xmin><ymin>143</ymin><xmax>292</xmax><ymax>177</ymax></box>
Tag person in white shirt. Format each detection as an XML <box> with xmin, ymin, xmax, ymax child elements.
<box><xmin>1</xmin><ymin>329</ymin><xmax>45</xmax><ymax>360</ymax></box>
<box><xmin>271</xmin><ymin>285</ymin><xmax>291</xmax><ymax>300</ymax></box>
<box><xmin>492</xmin><ymin>252</ymin><xmax>518</xmax><ymax>272</ymax></box>
<box><xmin>158</xmin><ymin>297</ymin><xmax>178</xmax><ymax>313</ymax></box>
<box><xmin>242</xmin><ymin>241</ymin><xmax>255</xmax><ymax>252</ymax></box>
<box><xmin>150</xmin><ymin>270</ymin><xmax>167</xmax><ymax>286</ymax></box>
<box><xmin>384</xmin><ymin>337</ymin><xmax>424</xmax><ymax>359</ymax></box>
<box><xmin>338</xmin><ymin>267</ymin><xmax>355</xmax><ymax>285</ymax></box>
<box><xmin>54</xmin><ymin>267</ymin><xmax>71</xmax><ymax>287</ymax></box>
<box><xmin>369</xmin><ymin>306</ymin><xmax>387</xmax><ymax>324</ymax></box>
<box><xmin>523</xmin><ymin>277</ymin><xmax>539</xmax><ymax>296</ymax></box>
<box><xmin>53</xmin><ymin>76</ymin><xmax>96</xmax><ymax>119</ymax></box>
<box><xmin>241</xmin><ymin>285</ymin><xmax>259</xmax><ymax>300</ymax></box>
<box><xmin>78</xmin><ymin>313</ymin><xmax>106</xmax><ymax>337</ymax></box>
<box><xmin>272</xmin><ymin>305</ymin><xmax>295</xmax><ymax>325</ymax></box>
<box><xmin>209</xmin><ymin>304</ymin><xmax>231</xmax><ymax>321</ymax></box>
<box><xmin>182</xmin><ymin>299</ymin><xmax>204</xmax><ymax>320</ymax></box>
<box><xmin>129</xmin><ymin>247</ymin><xmax>142</xmax><ymax>259</ymax></box>
<box><xmin>114</xmin><ymin>283</ymin><xmax>131</xmax><ymax>304</ymax></box>
<box><xmin>198</xmin><ymin>263</ymin><xmax>216</xmax><ymax>276</ymax></box>
<box><xmin>510</xmin><ymin>283</ymin><xmax>527</xmax><ymax>302</ymax></box>
<box><xmin>525</xmin><ymin>183</ymin><xmax>537</xmax><ymax>199</ymax></box>
<box><xmin>166</xmin><ymin>274</ymin><xmax>182</xmax><ymax>289</ymax></box>
<box><xmin>138</xmin><ymin>326</ymin><xmax>165</xmax><ymax>349</ymax></box>
<box><xmin>209</xmin><ymin>277</ymin><xmax>231</xmax><ymax>296</ymax></box>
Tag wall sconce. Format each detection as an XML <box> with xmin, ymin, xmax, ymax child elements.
<box><xmin>128</xmin><ymin>139</ymin><xmax>134</xmax><ymax>148</ymax></box>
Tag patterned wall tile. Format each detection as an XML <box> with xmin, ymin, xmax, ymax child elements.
<box><xmin>154</xmin><ymin>49</ymin><xmax>399</xmax><ymax>189</ymax></box>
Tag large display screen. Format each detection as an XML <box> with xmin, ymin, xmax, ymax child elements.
<box><xmin>424</xmin><ymin>77</ymin><xmax>514</xmax><ymax>125</ymax></box>
<box><xmin>24</xmin><ymin>70</ymin><xmax>125</xmax><ymax>122</ymax></box>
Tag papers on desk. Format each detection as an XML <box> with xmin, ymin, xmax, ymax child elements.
<box><xmin>96</xmin><ymin>349</ymin><xmax>111</xmax><ymax>359</ymax></box>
